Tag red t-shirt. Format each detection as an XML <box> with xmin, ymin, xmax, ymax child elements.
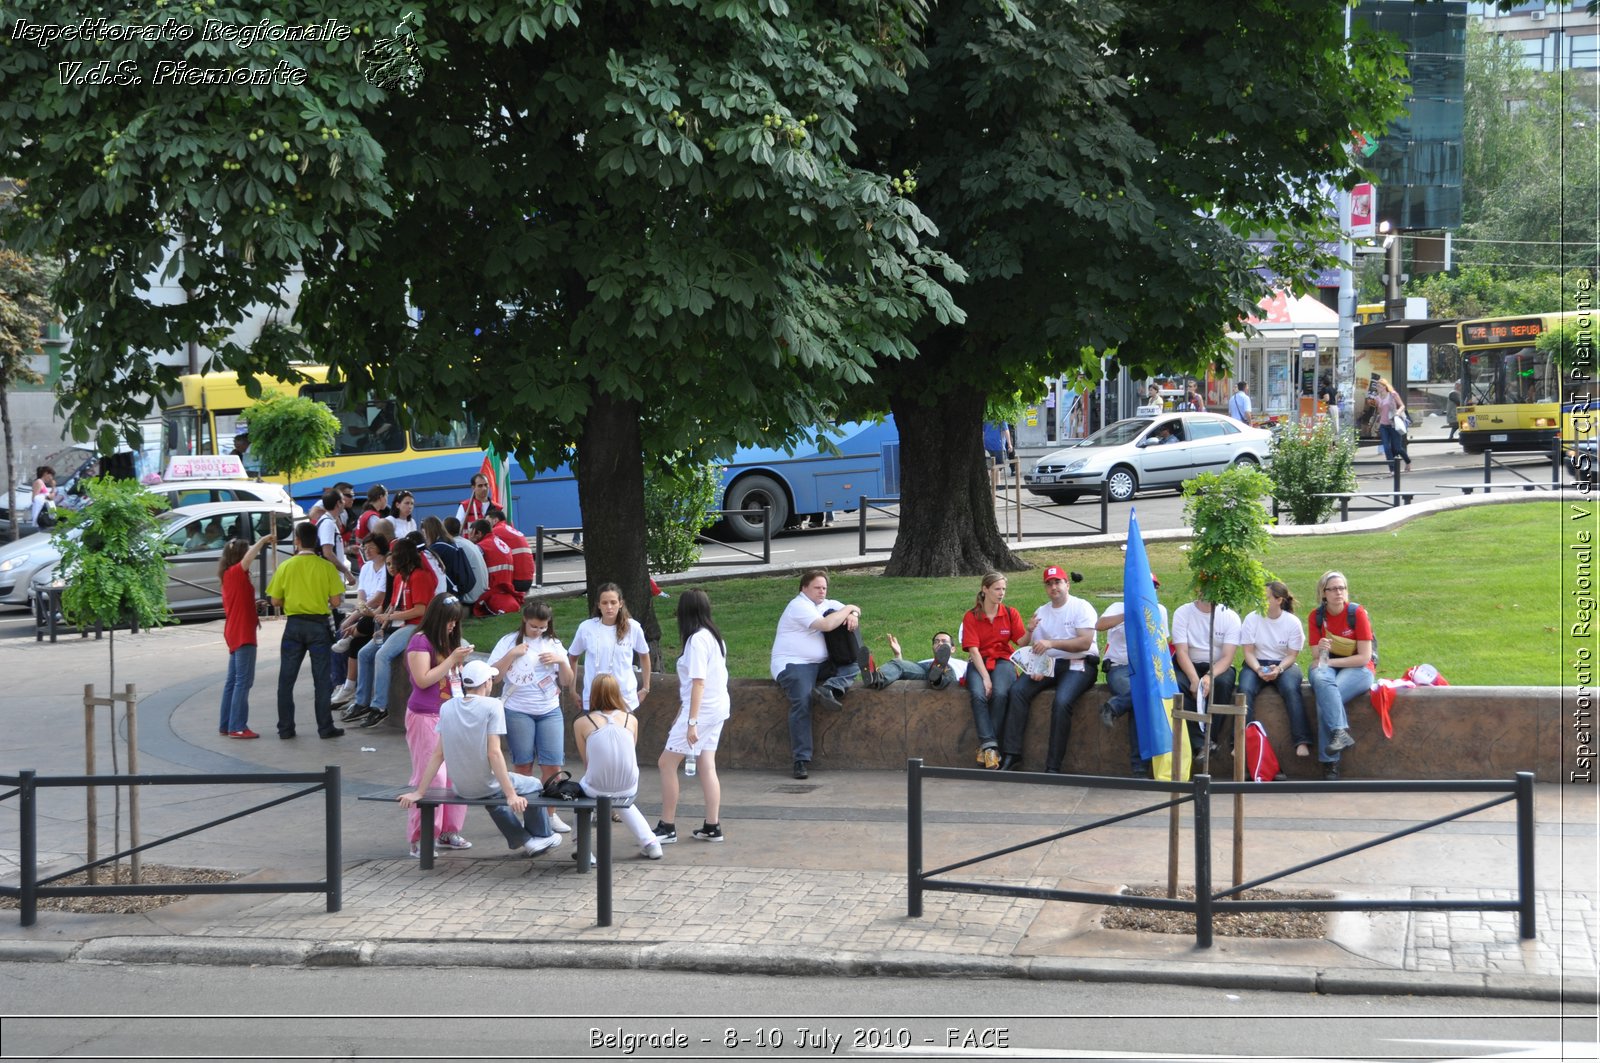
<box><xmin>961</xmin><ymin>605</ymin><xmax>1025</xmax><ymax>671</ymax></box>
<box><xmin>355</xmin><ymin>508</ymin><xmax>383</xmax><ymax>541</ymax></box>
<box><xmin>221</xmin><ymin>563</ymin><xmax>258</xmax><ymax>651</ymax></box>
<box><xmin>1309</xmin><ymin>603</ymin><xmax>1376</xmax><ymax>672</ymax></box>
<box><xmin>389</xmin><ymin>565</ymin><xmax>438</xmax><ymax>615</ymax></box>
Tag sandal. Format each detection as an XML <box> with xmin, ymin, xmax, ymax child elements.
<box><xmin>437</xmin><ymin>832</ymin><xmax>472</xmax><ymax>850</ymax></box>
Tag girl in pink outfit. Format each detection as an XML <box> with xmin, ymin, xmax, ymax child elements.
<box><xmin>403</xmin><ymin>594</ymin><xmax>474</xmax><ymax>856</ymax></box>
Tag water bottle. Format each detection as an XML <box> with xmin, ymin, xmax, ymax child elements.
<box><xmin>685</xmin><ymin>755</ymin><xmax>697</xmax><ymax>777</ymax></box>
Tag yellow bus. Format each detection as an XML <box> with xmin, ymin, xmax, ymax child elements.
<box><xmin>1456</xmin><ymin>311</ymin><xmax>1594</xmax><ymax>454</ymax></box>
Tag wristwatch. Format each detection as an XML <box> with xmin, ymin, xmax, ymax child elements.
<box><xmin>688</xmin><ymin>718</ymin><xmax>699</xmax><ymax>725</ymax></box>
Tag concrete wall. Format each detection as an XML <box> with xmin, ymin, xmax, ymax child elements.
<box><xmin>392</xmin><ymin>669</ymin><xmax>1585</xmax><ymax>783</ymax></box>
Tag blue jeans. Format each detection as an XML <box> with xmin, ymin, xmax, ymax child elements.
<box><xmin>965</xmin><ymin>659</ymin><xmax>1016</xmax><ymax>751</ymax></box>
<box><xmin>1379</xmin><ymin>423</ymin><xmax>1410</xmax><ymax>470</ymax></box>
<box><xmin>1002</xmin><ymin>658</ymin><xmax>1098</xmax><ymax>771</ymax></box>
<box><xmin>1102</xmin><ymin>661</ymin><xmax>1146</xmax><ymax>772</ymax></box>
<box><xmin>277</xmin><ymin>615</ymin><xmax>336</xmax><ymax>737</ymax></box>
<box><xmin>464</xmin><ymin>771</ymin><xmax>551</xmax><ymax>848</ymax></box>
<box><xmin>219</xmin><ymin>643</ymin><xmax>257</xmax><ymax>733</ymax></box>
<box><xmin>777</xmin><ymin>659</ymin><xmax>858</xmax><ymax>763</ymax></box>
<box><xmin>505</xmin><ymin>710</ymin><xmax>564</xmax><ymax>767</ymax></box>
<box><xmin>1239</xmin><ymin>661</ymin><xmax>1310</xmax><ymax>747</ymax></box>
<box><xmin>1177</xmin><ymin>663</ymin><xmax>1236</xmax><ymax>752</ymax></box>
<box><xmin>1308</xmin><ymin>664</ymin><xmax>1369</xmax><ymax>763</ymax></box>
<box><xmin>355</xmin><ymin>623</ymin><xmax>417</xmax><ymax>711</ymax></box>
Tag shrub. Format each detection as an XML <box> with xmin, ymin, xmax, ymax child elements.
<box><xmin>52</xmin><ymin>475</ymin><xmax>174</xmax><ymax>632</ymax></box>
<box><xmin>1267</xmin><ymin>416</ymin><xmax>1356</xmax><ymax>525</ymax></box>
<box><xmin>643</xmin><ymin>460</ymin><xmax>720</xmax><ymax>575</ymax></box>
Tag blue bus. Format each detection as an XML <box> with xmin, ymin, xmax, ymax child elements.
<box><xmin>164</xmin><ymin>368</ymin><xmax>900</xmax><ymax>541</ymax></box>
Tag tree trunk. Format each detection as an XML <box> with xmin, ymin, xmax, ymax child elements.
<box><xmin>574</xmin><ymin>385</ymin><xmax>661</xmax><ymax>655</ymax></box>
<box><xmin>1</xmin><ymin>381</ymin><xmax>17</xmax><ymax>541</ymax></box>
<box><xmin>884</xmin><ymin>385</ymin><xmax>1027</xmax><ymax>577</ymax></box>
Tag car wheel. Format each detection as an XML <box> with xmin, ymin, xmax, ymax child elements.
<box><xmin>1041</xmin><ymin>492</ymin><xmax>1081</xmax><ymax>506</ymax></box>
<box><xmin>1106</xmin><ymin>466</ymin><xmax>1138</xmax><ymax>503</ymax></box>
<box><xmin>1232</xmin><ymin>453</ymin><xmax>1260</xmax><ymax>467</ymax></box>
<box><xmin>721</xmin><ymin>474</ymin><xmax>789</xmax><ymax>542</ymax></box>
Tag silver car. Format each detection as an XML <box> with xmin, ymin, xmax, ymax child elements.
<box><xmin>1024</xmin><ymin>412</ymin><xmax>1272</xmax><ymax>504</ymax></box>
<box><xmin>29</xmin><ymin>499</ymin><xmax>299</xmax><ymax>618</ymax></box>
<box><xmin>0</xmin><ymin>480</ymin><xmax>301</xmax><ymax>608</ymax></box>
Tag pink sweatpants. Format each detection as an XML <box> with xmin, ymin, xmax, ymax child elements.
<box><xmin>406</xmin><ymin>710</ymin><xmax>466</xmax><ymax>844</ymax></box>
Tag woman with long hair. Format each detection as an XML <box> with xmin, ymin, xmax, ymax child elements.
<box><xmin>388</xmin><ymin>489</ymin><xmax>418</xmax><ymax>538</ymax></box>
<box><xmin>568</xmin><ymin>582</ymin><xmax>652</xmax><ymax>711</ymax></box>
<box><xmin>401</xmin><ymin>593</ymin><xmax>475</xmax><ymax>855</ymax></box>
<box><xmin>488</xmin><ymin>598</ymin><xmax>577</xmax><ymax>830</ymax></box>
<box><xmin>217</xmin><ymin>534</ymin><xmax>276</xmax><ymax>739</ymax></box>
<box><xmin>1238</xmin><ymin>579</ymin><xmax>1311</xmax><ymax>758</ymax></box>
<box><xmin>351</xmin><ymin>536</ymin><xmax>437</xmax><ymax>728</ymax></box>
<box><xmin>1307</xmin><ymin>570</ymin><xmax>1370</xmax><ymax>780</ymax></box>
<box><xmin>574</xmin><ymin>674</ymin><xmax>665</xmax><ymax>861</ymax></box>
<box><xmin>1375</xmin><ymin>377</ymin><xmax>1411</xmax><ymax>473</ymax></box>
<box><xmin>959</xmin><ymin>572</ymin><xmax>1025</xmax><ymax>770</ymax></box>
<box><xmin>354</xmin><ymin>484</ymin><xmax>388</xmax><ymax>541</ymax></box>
<box><xmin>653</xmin><ymin>589</ymin><xmax>730</xmax><ymax>844</ymax></box>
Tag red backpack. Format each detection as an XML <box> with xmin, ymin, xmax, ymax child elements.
<box><xmin>1243</xmin><ymin>721</ymin><xmax>1283</xmax><ymax>782</ymax></box>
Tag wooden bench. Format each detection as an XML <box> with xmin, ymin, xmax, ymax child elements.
<box><xmin>359</xmin><ymin>787</ymin><xmax>632</xmax><ymax>927</ymax></box>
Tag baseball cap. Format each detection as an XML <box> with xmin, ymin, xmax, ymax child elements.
<box><xmin>1042</xmin><ymin>565</ymin><xmax>1068</xmax><ymax>583</ymax></box>
<box><xmin>459</xmin><ymin>660</ymin><xmax>498</xmax><ymax>688</ymax></box>
<box><xmin>234</xmin><ymin>423</ymin><xmax>250</xmax><ymax>436</ymax></box>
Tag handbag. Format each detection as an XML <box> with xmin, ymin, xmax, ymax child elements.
<box><xmin>541</xmin><ymin>770</ymin><xmax>584</xmax><ymax>801</ymax></box>
<box><xmin>821</xmin><ymin>608</ymin><xmax>864</xmax><ymax>667</ymax></box>
<box><xmin>1394</xmin><ymin>411</ymin><xmax>1410</xmax><ymax>436</ymax></box>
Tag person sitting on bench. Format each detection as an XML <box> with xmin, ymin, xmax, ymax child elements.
<box><xmin>398</xmin><ymin>659</ymin><xmax>561</xmax><ymax>858</ymax></box>
<box><xmin>861</xmin><ymin>632</ymin><xmax>964</xmax><ymax>689</ymax></box>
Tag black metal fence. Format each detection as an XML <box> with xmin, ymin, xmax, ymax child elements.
<box><xmin>1</xmin><ymin>766</ymin><xmax>343</xmax><ymax>927</ymax></box>
<box><xmin>533</xmin><ymin>509</ymin><xmax>772</xmax><ymax>586</ymax></box>
<box><xmin>905</xmin><ymin>758</ymin><xmax>1535</xmax><ymax>949</ymax></box>
<box><xmin>857</xmin><ymin>483</ymin><xmax>1109</xmax><ymax>556</ymax></box>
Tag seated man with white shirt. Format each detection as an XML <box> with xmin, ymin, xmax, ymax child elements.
<box><xmin>769</xmin><ymin>568</ymin><xmax>862</xmax><ymax>781</ymax></box>
<box><xmin>1171</xmin><ymin>591</ymin><xmax>1242</xmax><ymax>760</ymax></box>
<box><xmin>998</xmin><ymin>566</ymin><xmax>1099</xmax><ymax>773</ymax></box>
<box><xmin>862</xmin><ymin>631</ymin><xmax>965</xmax><ymax>690</ymax></box>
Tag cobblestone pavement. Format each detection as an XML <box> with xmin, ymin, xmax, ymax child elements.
<box><xmin>1408</xmin><ymin>888</ymin><xmax>1596</xmax><ymax>981</ymax></box>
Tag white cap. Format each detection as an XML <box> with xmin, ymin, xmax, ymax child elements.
<box><xmin>459</xmin><ymin>660</ymin><xmax>497</xmax><ymax>688</ymax></box>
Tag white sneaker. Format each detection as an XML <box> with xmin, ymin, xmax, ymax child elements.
<box><xmin>572</xmin><ymin>849</ymin><xmax>598</xmax><ymax>867</ymax></box>
<box><xmin>330</xmin><ymin>681</ymin><xmax>356</xmax><ymax>706</ymax></box>
<box><xmin>331</xmin><ymin>637</ymin><xmax>353</xmax><ymax>655</ymax></box>
<box><xmin>521</xmin><ymin>833</ymin><xmax>561</xmax><ymax>857</ymax></box>
<box><xmin>640</xmin><ymin>839</ymin><xmax>663</xmax><ymax>860</ymax></box>
<box><xmin>548</xmin><ymin>811</ymin><xmax>572</xmax><ymax>833</ymax></box>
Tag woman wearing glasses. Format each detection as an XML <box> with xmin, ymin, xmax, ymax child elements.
<box><xmin>1306</xmin><ymin>571</ymin><xmax>1369</xmax><ymax>780</ymax></box>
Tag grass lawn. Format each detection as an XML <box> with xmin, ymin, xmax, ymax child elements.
<box><xmin>464</xmin><ymin>502</ymin><xmax>1567</xmax><ymax>687</ymax></box>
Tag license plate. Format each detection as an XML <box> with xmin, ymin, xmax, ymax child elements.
<box><xmin>1029</xmin><ymin>474</ymin><xmax>1056</xmax><ymax>484</ymax></box>
<box><xmin>1491</xmin><ymin>434</ymin><xmax>1508</xmax><ymax>442</ymax></box>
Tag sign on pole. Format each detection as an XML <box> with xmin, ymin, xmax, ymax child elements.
<box><xmin>1349</xmin><ymin>182</ymin><xmax>1376</xmax><ymax>239</ymax></box>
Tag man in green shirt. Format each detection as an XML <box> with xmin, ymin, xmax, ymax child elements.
<box><xmin>267</xmin><ymin>522</ymin><xmax>348</xmax><ymax>739</ymax></box>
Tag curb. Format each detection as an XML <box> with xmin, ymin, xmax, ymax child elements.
<box><xmin>1</xmin><ymin>936</ymin><xmax>1581</xmax><ymax>1002</ymax></box>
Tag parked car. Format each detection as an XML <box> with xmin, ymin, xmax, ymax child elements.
<box><xmin>0</xmin><ymin>477</ymin><xmax>302</xmax><ymax>608</ymax></box>
<box><xmin>29</xmin><ymin>499</ymin><xmax>298</xmax><ymax>618</ymax></box>
<box><xmin>1023</xmin><ymin>412</ymin><xmax>1272</xmax><ymax>504</ymax></box>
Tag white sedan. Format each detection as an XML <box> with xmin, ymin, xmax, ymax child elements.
<box><xmin>1023</xmin><ymin>412</ymin><xmax>1272</xmax><ymax>504</ymax></box>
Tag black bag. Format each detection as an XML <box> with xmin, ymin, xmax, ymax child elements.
<box><xmin>541</xmin><ymin>770</ymin><xmax>584</xmax><ymax>801</ymax></box>
<box><xmin>821</xmin><ymin>608</ymin><xmax>864</xmax><ymax>667</ymax></box>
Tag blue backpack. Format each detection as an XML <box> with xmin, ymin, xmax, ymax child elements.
<box><xmin>1316</xmin><ymin>603</ymin><xmax>1377</xmax><ymax>666</ymax></box>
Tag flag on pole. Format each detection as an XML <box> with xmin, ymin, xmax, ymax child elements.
<box><xmin>1124</xmin><ymin>508</ymin><xmax>1185</xmax><ymax>780</ymax></box>
<box><xmin>478</xmin><ymin>446</ymin><xmax>508</xmax><ymax>519</ymax></box>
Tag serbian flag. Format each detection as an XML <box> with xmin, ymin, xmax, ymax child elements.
<box><xmin>1124</xmin><ymin>509</ymin><xmax>1186</xmax><ymax>780</ymax></box>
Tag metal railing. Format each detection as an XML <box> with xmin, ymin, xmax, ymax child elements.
<box><xmin>1</xmin><ymin>766</ymin><xmax>343</xmax><ymax>927</ymax></box>
<box><xmin>1457</xmin><ymin>441</ymin><xmax>1570</xmax><ymax>495</ymax></box>
<box><xmin>905</xmin><ymin>759</ymin><xmax>1535</xmax><ymax>949</ymax></box>
<box><xmin>533</xmin><ymin>509</ymin><xmax>772</xmax><ymax>585</ymax></box>
<box><xmin>856</xmin><ymin>482</ymin><xmax>1109</xmax><ymax>556</ymax></box>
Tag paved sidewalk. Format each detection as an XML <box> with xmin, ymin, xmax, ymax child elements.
<box><xmin>1</xmin><ymin>588</ymin><xmax>1596</xmax><ymax>1004</ymax></box>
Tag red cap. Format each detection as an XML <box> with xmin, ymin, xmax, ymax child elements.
<box><xmin>1042</xmin><ymin>565</ymin><xmax>1067</xmax><ymax>583</ymax></box>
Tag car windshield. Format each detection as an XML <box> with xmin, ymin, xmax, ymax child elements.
<box><xmin>1072</xmin><ymin>418</ymin><xmax>1154</xmax><ymax>447</ymax></box>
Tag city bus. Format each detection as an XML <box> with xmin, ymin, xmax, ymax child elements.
<box><xmin>161</xmin><ymin>367</ymin><xmax>899</xmax><ymax>541</ymax></box>
<box><xmin>1456</xmin><ymin>311</ymin><xmax>1593</xmax><ymax>454</ymax></box>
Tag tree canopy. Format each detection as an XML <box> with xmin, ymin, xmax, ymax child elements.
<box><xmin>0</xmin><ymin>0</ymin><xmax>963</xmax><ymax>633</ymax></box>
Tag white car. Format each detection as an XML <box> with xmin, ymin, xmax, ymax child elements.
<box><xmin>0</xmin><ymin>478</ymin><xmax>301</xmax><ymax>608</ymax></box>
<box><xmin>1024</xmin><ymin>412</ymin><xmax>1272</xmax><ymax>504</ymax></box>
<box><xmin>29</xmin><ymin>499</ymin><xmax>299</xmax><ymax>618</ymax></box>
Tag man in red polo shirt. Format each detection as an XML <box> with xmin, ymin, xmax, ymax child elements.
<box><xmin>486</xmin><ymin>504</ymin><xmax>534</xmax><ymax>593</ymax></box>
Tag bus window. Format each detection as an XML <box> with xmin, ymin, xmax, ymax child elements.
<box><xmin>413</xmin><ymin>414</ymin><xmax>479</xmax><ymax>451</ymax></box>
<box><xmin>166</xmin><ymin>408</ymin><xmax>201</xmax><ymax>459</ymax></box>
<box><xmin>303</xmin><ymin>385</ymin><xmax>405</xmax><ymax>455</ymax></box>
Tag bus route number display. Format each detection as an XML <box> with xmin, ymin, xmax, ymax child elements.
<box><xmin>1462</xmin><ymin>318</ymin><xmax>1545</xmax><ymax>346</ymax></box>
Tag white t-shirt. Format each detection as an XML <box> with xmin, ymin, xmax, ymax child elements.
<box><xmin>1101</xmin><ymin>600</ymin><xmax>1170</xmax><ymax>666</ymax></box>
<box><xmin>316</xmin><ymin>514</ymin><xmax>348</xmax><ymax>574</ymax></box>
<box><xmin>569</xmin><ymin>617</ymin><xmax>650</xmax><ymax>710</ymax></box>
<box><xmin>769</xmin><ymin>593</ymin><xmax>838</xmax><ymax>679</ymax></box>
<box><xmin>1240</xmin><ymin>610</ymin><xmax>1305</xmax><ymax>663</ymax></box>
<box><xmin>389</xmin><ymin>516</ymin><xmax>418</xmax><ymax>539</ymax></box>
<box><xmin>356</xmin><ymin>557</ymin><xmax>387</xmax><ymax>605</ymax></box>
<box><xmin>436</xmin><ymin>694</ymin><xmax>506</xmax><ymax>800</ymax></box>
<box><xmin>1170</xmin><ymin>602</ymin><xmax>1242</xmax><ymax>665</ymax></box>
<box><xmin>1027</xmin><ymin>596</ymin><xmax>1100</xmax><ymax>660</ymax></box>
<box><xmin>677</xmin><ymin>628</ymin><xmax>730</xmax><ymax>721</ymax></box>
<box><xmin>489</xmin><ymin>631</ymin><xmax>567</xmax><ymax>716</ymax></box>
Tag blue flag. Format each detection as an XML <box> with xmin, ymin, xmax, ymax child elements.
<box><xmin>1124</xmin><ymin>509</ymin><xmax>1178</xmax><ymax>762</ymax></box>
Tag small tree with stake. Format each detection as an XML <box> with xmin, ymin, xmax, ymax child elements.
<box><xmin>52</xmin><ymin>475</ymin><xmax>174</xmax><ymax>884</ymax></box>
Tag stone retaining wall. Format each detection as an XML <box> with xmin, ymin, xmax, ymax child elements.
<box><xmin>389</xmin><ymin>670</ymin><xmax>1584</xmax><ymax>782</ymax></box>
